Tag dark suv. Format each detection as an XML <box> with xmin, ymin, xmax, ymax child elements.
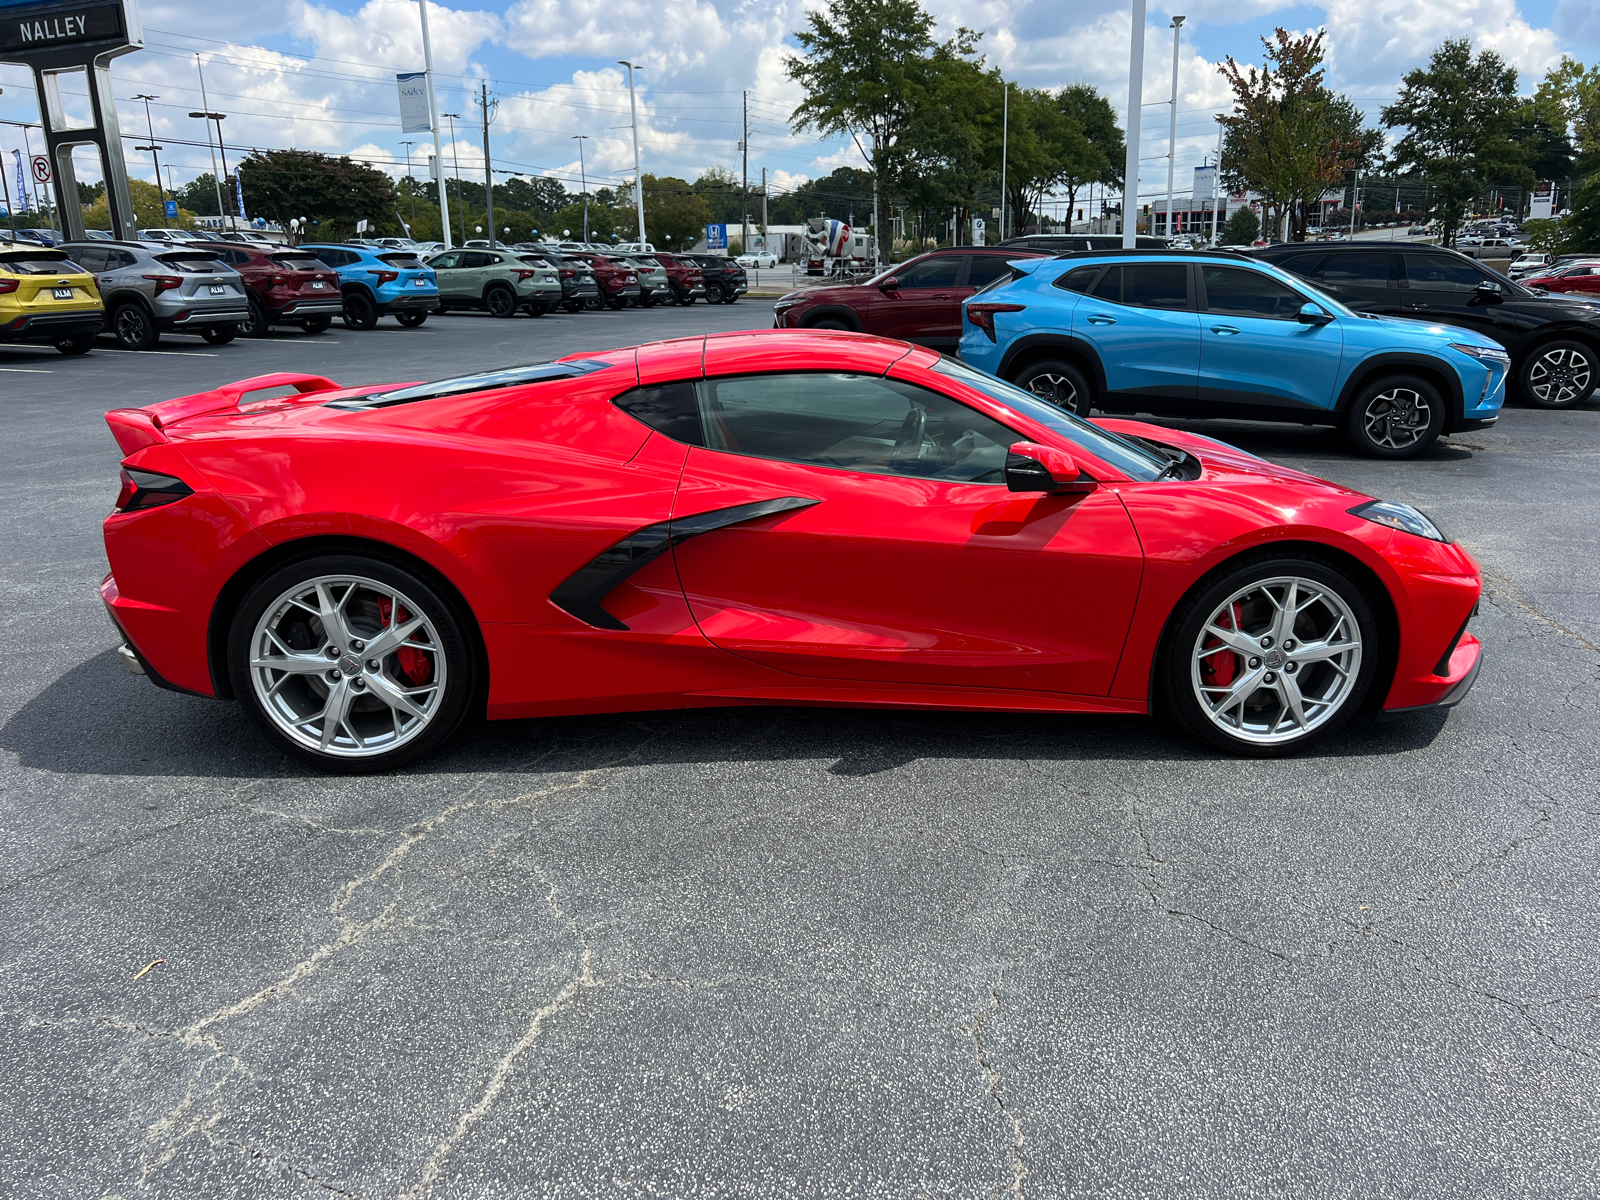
<box><xmin>1257</xmin><ymin>242</ymin><xmax>1600</xmax><ymax>408</ymax></box>
<box><xmin>685</xmin><ymin>254</ymin><xmax>747</xmax><ymax>304</ymax></box>
<box><xmin>773</xmin><ymin>247</ymin><xmax>1045</xmax><ymax>351</ymax></box>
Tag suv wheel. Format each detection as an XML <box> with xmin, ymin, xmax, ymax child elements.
<box><xmin>229</xmin><ymin>556</ymin><xmax>477</xmax><ymax>772</ymax></box>
<box><xmin>301</xmin><ymin>315</ymin><xmax>333</xmax><ymax>334</ymax></box>
<box><xmin>485</xmin><ymin>286</ymin><xmax>518</xmax><ymax>318</ymax></box>
<box><xmin>676</xmin><ymin>290</ymin><xmax>696</xmax><ymax>306</ymax></box>
<box><xmin>705</xmin><ymin>282</ymin><xmax>726</xmax><ymax>304</ymax></box>
<box><xmin>54</xmin><ymin>333</ymin><xmax>95</xmax><ymax>355</ymax></box>
<box><xmin>342</xmin><ymin>290</ymin><xmax>379</xmax><ymax>331</ymax></box>
<box><xmin>1012</xmin><ymin>359</ymin><xmax>1094</xmax><ymax>416</ymax></box>
<box><xmin>112</xmin><ymin>303</ymin><xmax>159</xmax><ymax>351</ymax></box>
<box><xmin>1163</xmin><ymin>554</ymin><xmax>1376</xmax><ymax>756</ymax></box>
<box><xmin>201</xmin><ymin>325</ymin><xmax>237</xmax><ymax>345</ymax></box>
<box><xmin>1345</xmin><ymin>374</ymin><xmax>1444</xmax><ymax>458</ymax></box>
<box><xmin>239</xmin><ymin>297</ymin><xmax>270</xmax><ymax>338</ymax></box>
<box><xmin>396</xmin><ymin>311</ymin><xmax>428</xmax><ymax>328</ymax></box>
<box><xmin>1520</xmin><ymin>340</ymin><xmax>1596</xmax><ymax>408</ymax></box>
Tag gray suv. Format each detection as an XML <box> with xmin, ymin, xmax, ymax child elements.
<box><xmin>62</xmin><ymin>241</ymin><xmax>250</xmax><ymax>349</ymax></box>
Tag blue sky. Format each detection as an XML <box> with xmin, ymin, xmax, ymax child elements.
<box><xmin>1</xmin><ymin>0</ymin><xmax>1594</xmax><ymax>215</ymax></box>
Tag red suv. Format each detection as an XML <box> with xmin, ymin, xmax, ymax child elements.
<box><xmin>772</xmin><ymin>247</ymin><xmax>1046</xmax><ymax>351</ymax></box>
<box><xmin>644</xmin><ymin>253</ymin><xmax>707</xmax><ymax>305</ymax></box>
<box><xmin>207</xmin><ymin>244</ymin><xmax>345</xmax><ymax>335</ymax></box>
<box><xmin>567</xmin><ymin>253</ymin><xmax>642</xmax><ymax>310</ymax></box>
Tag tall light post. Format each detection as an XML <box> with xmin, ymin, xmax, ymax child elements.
<box><xmin>1164</xmin><ymin>15</ymin><xmax>1184</xmax><ymax>241</ymax></box>
<box><xmin>192</xmin><ymin>55</ymin><xmax>227</xmax><ymax>228</ymax></box>
<box><xmin>414</xmin><ymin>0</ymin><xmax>452</xmax><ymax>248</ymax></box>
<box><xmin>1000</xmin><ymin>77</ymin><xmax>1009</xmax><ymax>240</ymax></box>
<box><xmin>1122</xmin><ymin>0</ymin><xmax>1147</xmax><ymax>248</ymax></box>
<box><xmin>443</xmin><ymin>112</ymin><xmax>466</xmax><ymax>245</ymax></box>
<box><xmin>571</xmin><ymin>134</ymin><xmax>590</xmax><ymax>243</ymax></box>
<box><xmin>618</xmin><ymin>61</ymin><xmax>647</xmax><ymax>247</ymax></box>
<box><xmin>133</xmin><ymin>93</ymin><xmax>164</xmax><ymax>217</ymax></box>
<box><xmin>189</xmin><ymin>110</ymin><xmax>229</xmax><ymax>229</ymax></box>
<box><xmin>400</xmin><ymin>140</ymin><xmax>416</xmax><ymax>225</ymax></box>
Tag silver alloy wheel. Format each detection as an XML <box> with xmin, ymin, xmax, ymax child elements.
<box><xmin>249</xmin><ymin>575</ymin><xmax>446</xmax><ymax>759</ymax></box>
<box><xmin>1363</xmin><ymin>387</ymin><xmax>1430</xmax><ymax>450</ymax></box>
<box><xmin>115</xmin><ymin>306</ymin><xmax>148</xmax><ymax>346</ymax></box>
<box><xmin>1528</xmin><ymin>346</ymin><xmax>1593</xmax><ymax>405</ymax></box>
<box><xmin>1025</xmin><ymin>372</ymin><xmax>1078</xmax><ymax>410</ymax></box>
<box><xmin>1190</xmin><ymin>575</ymin><xmax>1362</xmax><ymax>746</ymax></box>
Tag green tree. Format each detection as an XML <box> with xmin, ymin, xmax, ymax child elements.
<box><xmin>83</xmin><ymin>178</ymin><xmax>196</xmax><ymax>231</ymax></box>
<box><xmin>176</xmin><ymin>173</ymin><xmax>220</xmax><ymax>217</ymax></box>
<box><xmin>691</xmin><ymin>166</ymin><xmax>743</xmax><ymax>224</ymax></box>
<box><xmin>1220</xmin><ymin>206</ymin><xmax>1261</xmax><ymax>244</ymax></box>
<box><xmin>238</xmin><ymin>150</ymin><xmax>400</xmax><ymax>242</ymax></box>
<box><xmin>1381</xmin><ymin>39</ymin><xmax>1530</xmax><ymax>246</ymax></box>
<box><xmin>766</xmin><ymin>167</ymin><xmax>876</xmax><ymax>225</ymax></box>
<box><xmin>896</xmin><ymin>46</ymin><xmax>1003</xmax><ymax>242</ymax></box>
<box><xmin>613</xmin><ymin>175</ymin><xmax>708</xmax><ymax>249</ymax></box>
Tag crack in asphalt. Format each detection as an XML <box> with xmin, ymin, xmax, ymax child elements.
<box><xmin>966</xmin><ymin>957</ymin><xmax>1032</xmax><ymax>1199</ymax></box>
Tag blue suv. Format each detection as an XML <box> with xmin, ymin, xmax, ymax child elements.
<box><xmin>960</xmin><ymin>250</ymin><xmax>1509</xmax><ymax>457</ymax></box>
<box><xmin>298</xmin><ymin>244</ymin><xmax>438</xmax><ymax>330</ymax></box>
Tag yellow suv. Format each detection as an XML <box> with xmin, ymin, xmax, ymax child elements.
<box><xmin>0</xmin><ymin>240</ymin><xmax>103</xmax><ymax>355</ymax></box>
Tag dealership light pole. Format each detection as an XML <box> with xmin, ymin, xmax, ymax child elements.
<box><xmin>571</xmin><ymin>134</ymin><xmax>589</xmax><ymax>243</ymax></box>
<box><xmin>619</xmin><ymin>61</ymin><xmax>647</xmax><ymax>246</ymax></box>
<box><xmin>443</xmin><ymin>112</ymin><xmax>466</xmax><ymax>245</ymax></box>
<box><xmin>414</xmin><ymin>0</ymin><xmax>452</xmax><ymax>248</ymax></box>
<box><xmin>1123</xmin><ymin>0</ymin><xmax>1147</xmax><ymax>247</ymax></box>
<box><xmin>133</xmin><ymin>94</ymin><xmax>165</xmax><ymax>215</ymax></box>
<box><xmin>1164</xmin><ymin>15</ymin><xmax>1184</xmax><ymax>240</ymax></box>
<box><xmin>1000</xmin><ymin>78</ymin><xmax>1009</xmax><ymax>240</ymax></box>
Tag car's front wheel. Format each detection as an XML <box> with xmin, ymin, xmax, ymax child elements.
<box><xmin>1012</xmin><ymin>358</ymin><xmax>1094</xmax><ymax>416</ymax></box>
<box><xmin>705</xmin><ymin>283</ymin><xmax>726</xmax><ymax>304</ymax></box>
<box><xmin>396</xmin><ymin>311</ymin><xmax>428</xmax><ymax>328</ymax></box>
<box><xmin>1164</xmin><ymin>555</ymin><xmax>1377</xmax><ymax>756</ymax></box>
<box><xmin>485</xmin><ymin>286</ymin><xmax>518</xmax><ymax>318</ymax></box>
<box><xmin>240</xmin><ymin>297</ymin><xmax>270</xmax><ymax>338</ymax></box>
<box><xmin>228</xmin><ymin>555</ymin><xmax>477</xmax><ymax>772</ymax></box>
<box><xmin>113</xmin><ymin>303</ymin><xmax>159</xmax><ymax>351</ymax></box>
<box><xmin>1345</xmin><ymin>374</ymin><xmax>1444</xmax><ymax>458</ymax></box>
<box><xmin>54</xmin><ymin>333</ymin><xmax>95</xmax><ymax>355</ymax></box>
<box><xmin>301</xmin><ymin>315</ymin><xmax>333</xmax><ymax>334</ymax></box>
<box><xmin>1519</xmin><ymin>339</ymin><xmax>1596</xmax><ymax>408</ymax></box>
<box><xmin>201</xmin><ymin>325</ymin><xmax>237</xmax><ymax>345</ymax></box>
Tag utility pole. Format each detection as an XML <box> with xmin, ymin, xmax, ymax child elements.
<box><xmin>1122</xmin><ymin>0</ymin><xmax>1147</xmax><ymax>248</ymax></box>
<box><xmin>1165</xmin><ymin>15</ymin><xmax>1184</xmax><ymax>241</ymax></box>
<box><xmin>133</xmin><ymin>94</ymin><xmax>164</xmax><ymax>220</ymax></box>
<box><xmin>478</xmin><ymin>82</ymin><xmax>497</xmax><ymax>246</ymax></box>
<box><xmin>415</xmin><ymin>0</ymin><xmax>451</xmax><ymax>248</ymax></box>
<box><xmin>571</xmin><ymin>135</ymin><xmax>589</xmax><ymax>242</ymax></box>
<box><xmin>400</xmin><ymin>140</ymin><xmax>416</xmax><ymax>223</ymax></box>
<box><xmin>193</xmin><ymin>56</ymin><xmax>226</xmax><ymax>228</ymax></box>
<box><xmin>1000</xmin><ymin>79</ymin><xmax>1009</xmax><ymax>240</ymax></box>
<box><xmin>1349</xmin><ymin>169</ymin><xmax>1359</xmax><ymax>239</ymax></box>
<box><xmin>761</xmin><ymin>166</ymin><xmax>767</xmax><ymax>242</ymax></box>
<box><xmin>619</xmin><ymin>61</ymin><xmax>647</xmax><ymax>247</ymax></box>
<box><xmin>443</xmin><ymin>112</ymin><xmax>466</xmax><ymax>245</ymax></box>
<box><xmin>741</xmin><ymin>89</ymin><xmax>749</xmax><ymax>255</ymax></box>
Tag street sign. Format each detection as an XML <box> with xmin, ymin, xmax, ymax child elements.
<box><xmin>705</xmin><ymin>224</ymin><xmax>727</xmax><ymax>250</ymax></box>
<box><xmin>164</xmin><ymin>198</ymin><xmax>177</xmax><ymax>220</ymax></box>
<box><xmin>30</xmin><ymin>154</ymin><xmax>48</xmax><ymax>183</ymax></box>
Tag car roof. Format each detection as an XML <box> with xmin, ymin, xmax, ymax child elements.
<box><xmin>0</xmin><ymin>240</ymin><xmax>72</xmax><ymax>253</ymax></box>
<box><xmin>1046</xmin><ymin>248</ymin><xmax>1255</xmax><ymax>263</ymax></box>
<box><xmin>1256</xmin><ymin>242</ymin><xmax>1461</xmax><ymax>255</ymax></box>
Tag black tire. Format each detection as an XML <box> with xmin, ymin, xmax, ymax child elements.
<box><xmin>54</xmin><ymin>333</ymin><xmax>95</xmax><ymax>355</ymax></box>
<box><xmin>201</xmin><ymin>325</ymin><xmax>237</xmax><ymax>345</ymax></box>
<box><xmin>485</xmin><ymin>286</ymin><xmax>518</xmax><ymax>318</ymax></box>
<box><xmin>342</xmin><ymin>290</ymin><xmax>379</xmax><ymax>331</ymax></box>
<box><xmin>1344</xmin><ymin>374</ymin><xmax>1444</xmax><ymax>458</ymax></box>
<box><xmin>722</xmin><ymin>291</ymin><xmax>739</xmax><ymax>304</ymax></box>
<box><xmin>1162</xmin><ymin>553</ymin><xmax>1378</xmax><ymax>757</ymax></box>
<box><xmin>1518</xmin><ymin>339</ymin><xmax>1596</xmax><ymax>408</ymax></box>
<box><xmin>585</xmin><ymin>296</ymin><xmax>606</xmax><ymax>312</ymax></box>
<box><xmin>433</xmin><ymin>304</ymin><xmax>451</xmax><ymax>314</ymax></box>
<box><xmin>523</xmin><ymin>303</ymin><xmax>547</xmax><ymax>318</ymax></box>
<box><xmin>705</xmin><ymin>283</ymin><xmax>726</xmax><ymax>304</ymax></box>
<box><xmin>301</xmin><ymin>315</ymin><xmax>334</xmax><ymax>335</ymax></box>
<box><xmin>112</xmin><ymin>303</ymin><xmax>159</xmax><ymax>351</ymax></box>
<box><xmin>806</xmin><ymin>317</ymin><xmax>852</xmax><ymax>331</ymax></box>
<box><xmin>396</xmin><ymin>311</ymin><xmax>429</xmax><ymax>328</ymax></box>
<box><xmin>240</xmin><ymin>296</ymin><xmax>271</xmax><ymax>338</ymax></box>
<box><xmin>227</xmin><ymin>554</ymin><xmax>478</xmax><ymax>773</ymax></box>
<box><xmin>606</xmin><ymin>297</ymin><xmax>629</xmax><ymax>311</ymax></box>
<box><xmin>563</xmin><ymin>300</ymin><xmax>585</xmax><ymax>314</ymax></box>
<box><xmin>1011</xmin><ymin>358</ymin><xmax>1094</xmax><ymax>416</ymax></box>
<box><xmin>676</xmin><ymin>291</ymin><xmax>697</xmax><ymax>306</ymax></box>
<box><xmin>639</xmin><ymin>293</ymin><xmax>657</xmax><ymax>308</ymax></box>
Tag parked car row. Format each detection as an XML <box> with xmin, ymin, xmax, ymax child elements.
<box><xmin>0</xmin><ymin>236</ymin><xmax>751</xmax><ymax>353</ymax></box>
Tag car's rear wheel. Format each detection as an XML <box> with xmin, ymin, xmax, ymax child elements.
<box><xmin>240</xmin><ymin>296</ymin><xmax>270</xmax><ymax>338</ymax></box>
<box><xmin>396</xmin><ymin>311</ymin><xmax>428</xmax><ymax>328</ymax></box>
<box><xmin>1345</xmin><ymin>374</ymin><xmax>1444</xmax><ymax>458</ymax></box>
<box><xmin>1519</xmin><ymin>340</ymin><xmax>1596</xmax><ymax>408</ymax></box>
<box><xmin>705</xmin><ymin>282</ymin><xmax>726</xmax><ymax>304</ymax></box>
<box><xmin>228</xmin><ymin>556</ymin><xmax>477</xmax><ymax>772</ymax></box>
<box><xmin>485</xmin><ymin>286</ymin><xmax>518</xmax><ymax>318</ymax></box>
<box><xmin>806</xmin><ymin>317</ymin><xmax>851</xmax><ymax>331</ymax></box>
<box><xmin>563</xmin><ymin>300</ymin><xmax>585</xmax><ymax>313</ymax></box>
<box><xmin>55</xmin><ymin>333</ymin><xmax>95</xmax><ymax>355</ymax></box>
<box><xmin>112</xmin><ymin>303</ymin><xmax>159</xmax><ymax>351</ymax></box>
<box><xmin>606</xmin><ymin>296</ymin><xmax>630</xmax><ymax>311</ymax></box>
<box><xmin>676</xmin><ymin>291</ymin><xmax>696</xmax><ymax>305</ymax></box>
<box><xmin>342</xmin><ymin>290</ymin><xmax>379</xmax><ymax>331</ymax></box>
<box><xmin>523</xmin><ymin>302</ymin><xmax>547</xmax><ymax>317</ymax></box>
<box><xmin>1012</xmin><ymin>358</ymin><xmax>1094</xmax><ymax>416</ymax></box>
<box><xmin>201</xmin><ymin>325</ymin><xmax>237</xmax><ymax>345</ymax></box>
<box><xmin>301</xmin><ymin>315</ymin><xmax>333</xmax><ymax>334</ymax></box>
<box><xmin>640</xmin><ymin>293</ymin><xmax>657</xmax><ymax>308</ymax></box>
<box><xmin>1164</xmin><ymin>555</ymin><xmax>1377</xmax><ymax>756</ymax></box>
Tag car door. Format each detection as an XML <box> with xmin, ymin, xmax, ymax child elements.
<box><xmin>1398</xmin><ymin>251</ymin><xmax>1522</xmax><ymax>345</ymax></box>
<box><xmin>1297</xmin><ymin>251</ymin><xmax>1403</xmax><ymax>316</ymax></box>
<box><xmin>428</xmin><ymin>252</ymin><xmax>467</xmax><ymax>300</ymax></box>
<box><xmin>1071</xmin><ymin>262</ymin><xmax>1200</xmax><ymax>404</ymax></box>
<box><xmin>1197</xmin><ymin>264</ymin><xmax>1343</xmax><ymax>413</ymax></box>
<box><xmin>870</xmin><ymin>255</ymin><xmax>966</xmax><ymax>345</ymax></box>
<box><xmin>667</xmin><ymin>369</ymin><xmax>1144</xmax><ymax>696</ymax></box>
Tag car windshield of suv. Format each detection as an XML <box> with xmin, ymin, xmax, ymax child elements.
<box><xmin>379</xmin><ymin>253</ymin><xmax>424</xmax><ymax>269</ymax></box>
<box><xmin>517</xmin><ymin>256</ymin><xmax>553</xmax><ymax>268</ymax></box>
<box><xmin>156</xmin><ymin>251</ymin><xmax>227</xmax><ymax>273</ymax></box>
<box><xmin>0</xmin><ymin>254</ymin><xmax>76</xmax><ymax>274</ymax></box>
<box><xmin>931</xmin><ymin>358</ymin><xmax>1167</xmax><ymax>481</ymax></box>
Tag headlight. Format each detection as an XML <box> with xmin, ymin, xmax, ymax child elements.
<box><xmin>1349</xmin><ymin>500</ymin><xmax>1449</xmax><ymax>542</ymax></box>
<box><xmin>1449</xmin><ymin>342</ymin><xmax>1510</xmax><ymax>363</ymax></box>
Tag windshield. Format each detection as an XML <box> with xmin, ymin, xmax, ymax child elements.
<box><xmin>271</xmin><ymin>255</ymin><xmax>326</xmax><ymax>271</ymax></box>
<box><xmin>932</xmin><ymin>358</ymin><xmax>1168</xmax><ymax>481</ymax></box>
<box><xmin>0</xmin><ymin>255</ymin><xmax>76</xmax><ymax>275</ymax></box>
<box><xmin>379</xmin><ymin>253</ymin><xmax>424</xmax><ymax>269</ymax></box>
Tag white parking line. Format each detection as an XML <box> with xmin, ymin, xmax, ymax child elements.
<box><xmin>0</xmin><ymin>367</ymin><xmax>53</xmax><ymax>373</ymax></box>
<box><xmin>92</xmin><ymin>348</ymin><xmax>221</xmax><ymax>357</ymax></box>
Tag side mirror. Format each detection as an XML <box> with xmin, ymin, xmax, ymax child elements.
<box><xmin>878</xmin><ymin>276</ymin><xmax>901</xmax><ymax>292</ymax></box>
<box><xmin>1296</xmin><ymin>302</ymin><xmax>1334</xmax><ymax>325</ymax></box>
<box><xmin>1005</xmin><ymin>441</ymin><xmax>1096</xmax><ymax>495</ymax></box>
<box><xmin>1474</xmin><ymin>281</ymin><xmax>1504</xmax><ymax>304</ymax></box>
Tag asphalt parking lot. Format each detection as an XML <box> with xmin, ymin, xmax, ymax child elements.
<box><xmin>1</xmin><ymin>302</ymin><xmax>1597</xmax><ymax>1199</ymax></box>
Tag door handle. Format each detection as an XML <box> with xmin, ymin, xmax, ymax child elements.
<box><xmin>1209</xmin><ymin>324</ymin><xmax>1241</xmax><ymax>335</ymax></box>
<box><xmin>1403</xmin><ymin>302</ymin><xmax>1429</xmax><ymax>311</ymax></box>
<box><xmin>931</xmin><ymin>293</ymin><xmax>951</xmax><ymax>300</ymax></box>
<box><xmin>1087</xmin><ymin>314</ymin><xmax>1116</xmax><ymax>325</ymax></box>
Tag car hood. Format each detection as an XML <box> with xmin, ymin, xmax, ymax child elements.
<box><xmin>1093</xmin><ymin>417</ymin><xmax>1371</xmax><ymax>498</ymax></box>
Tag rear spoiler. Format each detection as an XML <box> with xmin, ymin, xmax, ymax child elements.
<box><xmin>104</xmin><ymin>373</ymin><xmax>342</xmax><ymax>456</ymax></box>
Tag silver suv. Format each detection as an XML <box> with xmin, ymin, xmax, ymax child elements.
<box><xmin>63</xmin><ymin>241</ymin><xmax>250</xmax><ymax>349</ymax></box>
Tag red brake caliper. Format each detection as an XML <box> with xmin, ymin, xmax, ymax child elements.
<box><xmin>1200</xmin><ymin>602</ymin><xmax>1244</xmax><ymax>688</ymax></box>
<box><xmin>376</xmin><ymin>597</ymin><xmax>432</xmax><ymax>687</ymax></box>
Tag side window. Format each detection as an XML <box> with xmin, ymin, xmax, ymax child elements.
<box><xmin>965</xmin><ymin>256</ymin><xmax>1014</xmax><ymax>289</ymax></box>
<box><xmin>1202</xmin><ymin>266</ymin><xmax>1308</xmax><ymax>320</ymax></box>
<box><xmin>430</xmin><ymin>253</ymin><xmax>461</xmax><ymax>270</ymax></box>
<box><xmin>1054</xmin><ymin>265</ymin><xmax>1104</xmax><ymax>294</ymax></box>
<box><xmin>698</xmin><ymin>373</ymin><xmax>1016</xmax><ymax>484</ymax></box>
<box><xmin>894</xmin><ymin>257</ymin><xmax>963</xmax><ymax>289</ymax></box>
<box><xmin>611</xmin><ymin>382</ymin><xmax>704</xmax><ymax>446</ymax></box>
<box><xmin>1405</xmin><ymin>254</ymin><xmax>1489</xmax><ymax>292</ymax></box>
<box><xmin>1271</xmin><ymin>253</ymin><xmax>1326</xmax><ymax>280</ymax></box>
<box><xmin>1090</xmin><ymin>265</ymin><xmax>1122</xmax><ymax>301</ymax></box>
<box><xmin>1318</xmin><ymin>253</ymin><xmax>1394</xmax><ymax>286</ymax></box>
<box><xmin>110</xmin><ymin>250</ymin><xmax>138</xmax><ymax>269</ymax></box>
<box><xmin>1122</xmin><ymin>263</ymin><xmax>1190</xmax><ymax>310</ymax></box>
<box><xmin>72</xmin><ymin>247</ymin><xmax>106</xmax><ymax>272</ymax></box>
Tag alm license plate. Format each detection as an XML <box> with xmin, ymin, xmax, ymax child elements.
<box><xmin>209</xmin><ymin>285</ymin><xmax>228</xmax><ymax>296</ymax></box>
<box><xmin>413</xmin><ymin>278</ymin><xmax>429</xmax><ymax>286</ymax></box>
<box><xmin>52</xmin><ymin>288</ymin><xmax>73</xmax><ymax>300</ymax></box>
<box><xmin>311</xmin><ymin>281</ymin><xmax>326</xmax><ymax>289</ymax></box>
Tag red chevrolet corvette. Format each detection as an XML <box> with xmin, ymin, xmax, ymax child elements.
<box><xmin>101</xmin><ymin>330</ymin><xmax>1482</xmax><ymax>771</ymax></box>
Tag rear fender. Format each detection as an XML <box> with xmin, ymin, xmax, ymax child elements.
<box><xmin>996</xmin><ymin>333</ymin><xmax>1108</xmax><ymax>394</ymax></box>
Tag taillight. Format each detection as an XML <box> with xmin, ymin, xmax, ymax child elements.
<box><xmin>514</xmin><ymin>269</ymin><xmax>539</xmax><ymax>281</ymax></box>
<box><xmin>966</xmin><ymin>303</ymin><xmax>1026</xmax><ymax>342</ymax></box>
<box><xmin>370</xmin><ymin>270</ymin><xmax>399</xmax><ymax>284</ymax></box>
<box><xmin>115</xmin><ymin>467</ymin><xmax>194</xmax><ymax>513</ymax></box>
<box><xmin>560</xmin><ymin>269</ymin><xmax>574</xmax><ymax>278</ymax></box>
<box><xmin>143</xmin><ymin>274</ymin><xmax>183</xmax><ymax>295</ymax></box>
<box><xmin>0</xmin><ymin>277</ymin><xmax>18</xmax><ymax>294</ymax></box>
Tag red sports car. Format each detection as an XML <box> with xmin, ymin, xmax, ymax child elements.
<box><xmin>101</xmin><ymin>330</ymin><xmax>1482</xmax><ymax>771</ymax></box>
